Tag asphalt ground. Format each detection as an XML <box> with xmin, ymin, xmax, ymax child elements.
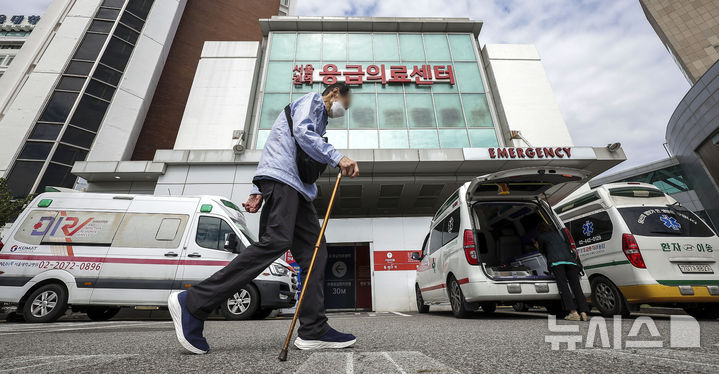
<box><xmin>1</xmin><ymin>307</ymin><xmax>719</xmax><ymax>373</ymax></box>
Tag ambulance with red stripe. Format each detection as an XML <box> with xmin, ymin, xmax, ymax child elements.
<box><xmin>0</xmin><ymin>192</ymin><xmax>297</xmax><ymax>323</ymax></box>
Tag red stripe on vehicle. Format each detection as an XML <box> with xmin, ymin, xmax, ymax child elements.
<box><xmin>420</xmin><ymin>283</ymin><xmax>445</xmax><ymax>292</ymax></box>
<box><xmin>457</xmin><ymin>277</ymin><xmax>469</xmax><ymax>285</ymax></box>
<box><xmin>0</xmin><ymin>254</ymin><xmax>230</xmax><ymax>266</ymax></box>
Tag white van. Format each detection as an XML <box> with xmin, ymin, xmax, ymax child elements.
<box><xmin>0</xmin><ymin>192</ymin><xmax>297</xmax><ymax>323</ymax></box>
<box><xmin>413</xmin><ymin>167</ymin><xmax>591</xmax><ymax>318</ymax></box>
<box><xmin>556</xmin><ymin>182</ymin><xmax>719</xmax><ymax>319</ymax></box>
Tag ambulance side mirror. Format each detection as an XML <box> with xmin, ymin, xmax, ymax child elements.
<box><xmin>224</xmin><ymin>233</ymin><xmax>240</xmax><ymax>253</ymax></box>
<box><xmin>411</xmin><ymin>251</ymin><xmax>422</xmax><ymax>261</ymax></box>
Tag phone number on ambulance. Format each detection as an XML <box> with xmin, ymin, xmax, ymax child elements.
<box><xmin>38</xmin><ymin>261</ymin><xmax>102</xmax><ymax>271</ymax></box>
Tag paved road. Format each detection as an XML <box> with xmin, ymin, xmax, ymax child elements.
<box><xmin>1</xmin><ymin>308</ymin><xmax>719</xmax><ymax>373</ymax></box>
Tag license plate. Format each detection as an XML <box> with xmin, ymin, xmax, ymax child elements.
<box><xmin>678</xmin><ymin>264</ymin><xmax>714</xmax><ymax>273</ymax></box>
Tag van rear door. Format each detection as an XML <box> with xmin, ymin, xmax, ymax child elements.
<box><xmin>466</xmin><ymin>167</ymin><xmax>588</xmax><ymax>204</ymax></box>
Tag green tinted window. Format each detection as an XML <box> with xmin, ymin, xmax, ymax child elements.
<box><xmin>259</xmin><ymin>93</ymin><xmax>289</xmax><ymax>129</ymax></box>
<box><xmin>270</xmin><ymin>33</ymin><xmax>295</xmax><ymax>60</ymax></box>
<box><xmin>349</xmin><ymin>94</ymin><xmax>377</xmax><ymax>129</ymax></box>
<box><xmin>424</xmin><ymin>34</ymin><xmax>451</xmax><ymax>61</ymax></box>
<box><xmin>295</xmin><ymin>34</ymin><xmax>321</xmax><ymax>60</ymax></box>
<box><xmin>462</xmin><ymin>94</ymin><xmax>492</xmax><ymax>127</ymax></box>
<box><xmin>468</xmin><ymin>129</ymin><xmax>499</xmax><ymax>147</ymax></box>
<box><xmin>399</xmin><ymin>34</ymin><xmax>425</xmax><ymax>61</ymax></box>
<box><xmin>265</xmin><ymin>61</ymin><xmax>293</xmax><ymax>92</ymax></box>
<box><xmin>349</xmin><ymin>130</ymin><xmax>378</xmax><ymax>148</ymax></box>
<box><xmin>257</xmin><ymin>130</ymin><xmax>270</xmax><ymax>148</ymax></box>
<box><xmin>379</xmin><ymin>130</ymin><xmax>409</xmax><ymax>148</ymax></box>
<box><xmin>348</xmin><ymin>34</ymin><xmax>373</xmax><ymax>61</ymax></box>
<box><xmin>434</xmin><ymin>94</ymin><xmax>464</xmax><ymax>127</ymax></box>
<box><xmin>374</xmin><ymin>34</ymin><xmax>399</xmax><ymax>61</ymax></box>
<box><xmin>439</xmin><ymin>129</ymin><xmax>470</xmax><ymax>147</ymax></box>
<box><xmin>406</xmin><ymin>94</ymin><xmax>436</xmax><ymax>128</ymax></box>
<box><xmin>409</xmin><ymin>129</ymin><xmax>439</xmax><ymax>148</ymax></box>
<box><xmin>448</xmin><ymin>34</ymin><xmax>475</xmax><ymax>61</ymax></box>
<box><xmin>454</xmin><ymin>62</ymin><xmax>484</xmax><ymax>92</ymax></box>
<box><xmin>322</xmin><ymin>33</ymin><xmax>346</xmax><ymax>61</ymax></box>
<box><xmin>431</xmin><ymin>62</ymin><xmax>458</xmax><ymax>93</ymax></box>
<box><xmin>326</xmin><ymin>130</ymin><xmax>348</xmax><ymax>148</ymax></box>
<box><xmin>378</xmin><ymin>94</ymin><xmax>406</xmax><ymax>128</ymax></box>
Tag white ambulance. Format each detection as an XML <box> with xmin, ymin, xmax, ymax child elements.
<box><xmin>556</xmin><ymin>182</ymin><xmax>719</xmax><ymax>319</ymax></box>
<box><xmin>0</xmin><ymin>192</ymin><xmax>297</xmax><ymax>323</ymax></box>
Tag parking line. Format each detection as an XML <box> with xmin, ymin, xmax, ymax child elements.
<box><xmin>391</xmin><ymin>311</ymin><xmax>410</xmax><ymax>317</ymax></box>
<box><xmin>0</xmin><ymin>321</ymin><xmax>171</xmax><ymax>336</ymax></box>
<box><xmin>345</xmin><ymin>352</ymin><xmax>354</xmax><ymax>374</ymax></box>
<box><xmin>382</xmin><ymin>352</ymin><xmax>407</xmax><ymax>374</ymax></box>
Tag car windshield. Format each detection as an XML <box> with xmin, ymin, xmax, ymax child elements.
<box><xmin>231</xmin><ymin>218</ymin><xmax>257</xmax><ymax>243</ymax></box>
<box><xmin>617</xmin><ymin>205</ymin><xmax>715</xmax><ymax>237</ymax></box>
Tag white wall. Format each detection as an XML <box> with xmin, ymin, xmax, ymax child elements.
<box><xmin>482</xmin><ymin>44</ymin><xmax>574</xmax><ymax>147</ymax></box>
<box><xmin>172</xmin><ymin>41</ymin><xmax>260</xmax><ymax>150</ymax></box>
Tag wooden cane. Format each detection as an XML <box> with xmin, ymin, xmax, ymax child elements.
<box><xmin>278</xmin><ymin>172</ymin><xmax>343</xmax><ymax>361</ymax></box>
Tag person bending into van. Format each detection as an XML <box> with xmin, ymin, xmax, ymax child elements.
<box><xmin>168</xmin><ymin>82</ymin><xmax>360</xmax><ymax>354</ymax></box>
<box><xmin>534</xmin><ymin>222</ymin><xmax>589</xmax><ymax>321</ymax></box>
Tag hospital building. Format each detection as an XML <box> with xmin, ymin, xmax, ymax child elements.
<box><xmin>0</xmin><ymin>0</ymin><xmax>625</xmax><ymax>311</ymax></box>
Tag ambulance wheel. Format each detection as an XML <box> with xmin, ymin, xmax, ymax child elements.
<box><xmin>222</xmin><ymin>285</ymin><xmax>259</xmax><ymax>321</ymax></box>
<box><xmin>415</xmin><ymin>284</ymin><xmax>429</xmax><ymax>313</ymax></box>
<box><xmin>253</xmin><ymin>308</ymin><xmax>273</xmax><ymax>320</ymax></box>
<box><xmin>683</xmin><ymin>304</ymin><xmax>719</xmax><ymax>320</ymax></box>
<box><xmin>86</xmin><ymin>307</ymin><xmax>120</xmax><ymax>321</ymax></box>
<box><xmin>512</xmin><ymin>302</ymin><xmax>529</xmax><ymax>312</ymax></box>
<box><xmin>448</xmin><ymin>276</ymin><xmax>471</xmax><ymax>319</ymax></box>
<box><xmin>22</xmin><ymin>284</ymin><xmax>68</xmax><ymax>323</ymax></box>
<box><xmin>590</xmin><ymin>276</ymin><xmax>630</xmax><ymax>318</ymax></box>
<box><xmin>480</xmin><ymin>302</ymin><xmax>497</xmax><ymax>313</ymax></box>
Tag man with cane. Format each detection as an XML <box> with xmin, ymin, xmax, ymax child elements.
<box><xmin>168</xmin><ymin>82</ymin><xmax>359</xmax><ymax>355</ymax></box>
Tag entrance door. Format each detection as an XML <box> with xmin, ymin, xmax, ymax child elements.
<box><xmin>324</xmin><ymin>244</ymin><xmax>372</xmax><ymax>311</ymax></box>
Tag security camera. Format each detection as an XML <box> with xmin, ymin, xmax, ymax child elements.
<box><xmin>233</xmin><ymin>143</ymin><xmax>245</xmax><ymax>153</ymax></box>
<box><xmin>233</xmin><ymin>130</ymin><xmax>246</xmax><ymax>154</ymax></box>
<box><xmin>606</xmin><ymin>142</ymin><xmax>621</xmax><ymax>152</ymax></box>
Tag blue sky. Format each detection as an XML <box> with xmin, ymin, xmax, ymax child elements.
<box><xmin>4</xmin><ymin>0</ymin><xmax>690</xmax><ymax>176</ymax></box>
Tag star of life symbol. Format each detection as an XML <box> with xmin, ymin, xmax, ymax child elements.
<box><xmin>582</xmin><ymin>220</ymin><xmax>594</xmax><ymax>236</ymax></box>
<box><xmin>660</xmin><ymin>214</ymin><xmax>681</xmax><ymax>231</ymax></box>
<box><xmin>447</xmin><ymin>217</ymin><xmax>454</xmax><ymax>232</ymax></box>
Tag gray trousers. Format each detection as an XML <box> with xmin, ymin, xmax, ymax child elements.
<box><xmin>185</xmin><ymin>180</ymin><xmax>330</xmax><ymax>340</ymax></box>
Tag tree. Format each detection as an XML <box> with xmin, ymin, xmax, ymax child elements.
<box><xmin>0</xmin><ymin>178</ymin><xmax>33</xmax><ymax>228</ymax></box>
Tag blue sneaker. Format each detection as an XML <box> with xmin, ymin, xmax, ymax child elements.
<box><xmin>294</xmin><ymin>327</ymin><xmax>356</xmax><ymax>350</ymax></box>
<box><xmin>168</xmin><ymin>291</ymin><xmax>209</xmax><ymax>354</ymax></box>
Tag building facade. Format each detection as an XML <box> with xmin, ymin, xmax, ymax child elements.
<box><xmin>66</xmin><ymin>16</ymin><xmax>625</xmax><ymax>312</ymax></box>
<box><xmin>0</xmin><ymin>14</ymin><xmax>39</xmax><ymax>80</ymax></box>
<box><xmin>640</xmin><ymin>0</ymin><xmax>719</xmax><ymax>84</ymax></box>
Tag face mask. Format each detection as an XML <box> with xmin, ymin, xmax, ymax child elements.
<box><xmin>328</xmin><ymin>100</ymin><xmax>346</xmax><ymax>118</ymax></box>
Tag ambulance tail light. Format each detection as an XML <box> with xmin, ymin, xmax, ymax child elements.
<box><xmin>622</xmin><ymin>233</ymin><xmax>646</xmax><ymax>269</ymax></box>
<box><xmin>463</xmin><ymin>230</ymin><xmax>479</xmax><ymax>265</ymax></box>
<box><xmin>562</xmin><ymin>228</ymin><xmax>577</xmax><ymax>251</ymax></box>
<box><xmin>0</xmin><ymin>240</ymin><xmax>3</xmax><ymax>251</ymax></box>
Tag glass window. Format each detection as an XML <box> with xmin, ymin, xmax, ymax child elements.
<box><xmin>73</xmin><ymin>33</ymin><xmax>108</xmax><ymax>61</ymax></box>
<box><xmin>6</xmin><ymin>161</ymin><xmax>43</xmax><ymax>197</ymax></box>
<box><xmin>18</xmin><ymin>141</ymin><xmax>53</xmax><ymax>160</ymax></box>
<box><xmin>322</xmin><ymin>33</ymin><xmax>346</xmax><ymax>61</ymax></box>
<box><xmin>409</xmin><ymin>129</ymin><xmax>439</xmax><ymax>148</ymax></box>
<box><xmin>377</xmin><ymin>80</ymin><xmax>403</xmax><ymax>93</ymax></box>
<box><xmin>442</xmin><ymin>209</ymin><xmax>461</xmax><ymax>244</ymax></box>
<box><xmin>618</xmin><ymin>206</ymin><xmax>715</xmax><ymax>238</ymax></box>
<box><xmin>96</xmin><ymin>7</ymin><xmax>120</xmax><ymax>20</ymax></box>
<box><xmin>326</xmin><ymin>130</ymin><xmax>348</xmax><ymax>148</ymax></box>
<box><xmin>348</xmin><ymin>34</ymin><xmax>372</xmax><ymax>61</ymax></box>
<box><xmin>348</xmin><ymin>94</ymin><xmax>376</xmax><ymax>129</ymax></box>
<box><xmin>327</xmin><ymin>109</ymin><xmax>347</xmax><ymax>129</ymax></box>
<box><xmin>256</xmin><ymin>130</ymin><xmax>270</xmax><ymax>149</ymax></box>
<box><xmin>69</xmin><ymin>95</ymin><xmax>109</xmax><ymax>132</ymax></box>
<box><xmin>448</xmin><ymin>34</ymin><xmax>475</xmax><ymax>61</ymax></box>
<box><xmin>65</xmin><ymin>61</ymin><xmax>93</xmax><ymax>76</ymax></box>
<box><xmin>88</xmin><ymin>20</ymin><xmax>114</xmax><ymax>33</ymax></box>
<box><xmin>265</xmin><ymin>61</ymin><xmax>293</xmax><ymax>92</ymax></box>
<box><xmin>423</xmin><ymin>34</ymin><xmax>450</xmax><ymax>61</ymax></box>
<box><xmin>270</xmin><ymin>33</ymin><xmax>295</xmax><ymax>60</ymax></box>
<box><xmin>406</xmin><ymin>93</ymin><xmax>435</xmax><ymax>128</ymax></box>
<box><xmin>100</xmin><ymin>37</ymin><xmax>133</xmax><ymax>71</ymax></box>
<box><xmin>56</xmin><ymin>76</ymin><xmax>86</xmax><ymax>92</ymax></box>
<box><xmin>120</xmin><ymin>11</ymin><xmax>144</xmax><ymax>31</ymax></box>
<box><xmin>454</xmin><ymin>62</ymin><xmax>484</xmax><ymax>92</ymax></box>
<box><xmin>373</xmin><ymin>34</ymin><xmax>399</xmax><ymax>61</ymax></box>
<box><xmin>125</xmin><ymin>0</ymin><xmax>154</xmax><ymax>19</ymax></box>
<box><xmin>295</xmin><ymin>33</ymin><xmax>321</xmax><ymax>60</ymax></box>
<box><xmin>196</xmin><ymin>216</ymin><xmax>236</xmax><ymax>251</ymax></box>
<box><xmin>439</xmin><ymin>129</ymin><xmax>470</xmax><ymax>148</ymax></box>
<box><xmin>429</xmin><ymin>221</ymin><xmax>444</xmax><ymax>254</ymax></box>
<box><xmin>377</xmin><ymin>93</ymin><xmax>406</xmax><ymax>128</ymax></box>
<box><xmin>113</xmin><ymin>213</ymin><xmax>190</xmax><ymax>249</ymax></box>
<box><xmin>434</xmin><ymin>94</ymin><xmax>464</xmax><ymax>127</ymax></box>
<box><xmin>259</xmin><ymin>93</ymin><xmax>289</xmax><ymax>129</ymax></box>
<box><xmin>93</xmin><ymin>63</ymin><xmax>122</xmax><ymax>85</ymax></box>
<box><xmin>102</xmin><ymin>0</ymin><xmax>125</xmax><ymax>8</ymax></box>
<box><xmin>430</xmin><ymin>62</ymin><xmax>458</xmax><ymax>93</ymax></box>
<box><xmin>348</xmin><ymin>130</ymin><xmax>378</xmax><ymax>148</ymax></box>
<box><xmin>399</xmin><ymin>34</ymin><xmax>425</xmax><ymax>61</ymax></box>
<box><xmin>61</xmin><ymin>125</ymin><xmax>95</xmax><ymax>149</ymax></box>
<box><xmin>52</xmin><ymin>144</ymin><xmax>88</xmax><ymax>165</ymax></box>
<box><xmin>39</xmin><ymin>91</ymin><xmax>78</xmax><ymax>123</ymax></box>
<box><xmin>468</xmin><ymin>129</ymin><xmax>499</xmax><ymax>147</ymax></box>
<box><xmin>37</xmin><ymin>162</ymin><xmax>76</xmax><ymax>190</ymax></box>
<box><xmin>568</xmin><ymin>211</ymin><xmax>614</xmax><ymax>247</ymax></box>
<box><xmin>86</xmin><ymin>79</ymin><xmax>115</xmax><ymax>101</ymax></box>
<box><xmin>114</xmin><ymin>23</ymin><xmax>139</xmax><ymax>45</ymax></box>
<box><xmin>379</xmin><ymin>130</ymin><xmax>409</xmax><ymax>148</ymax></box>
<box><xmin>29</xmin><ymin>123</ymin><xmax>62</xmax><ymax>141</ymax></box>
<box><xmin>462</xmin><ymin>94</ymin><xmax>492</xmax><ymax>127</ymax></box>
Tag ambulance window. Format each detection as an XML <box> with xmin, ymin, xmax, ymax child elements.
<box><xmin>13</xmin><ymin>210</ymin><xmax>60</xmax><ymax>245</ymax></box>
<box><xmin>156</xmin><ymin>218</ymin><xmax>181</xmax><ymax>241</ymax></box>
<box><xmin>429</xmin><ymin>221</ymin><xmax>443</xmax><ymax>254</ymax></box>
<box><xmin>442</xmin><ymin>209</ymin><xmax>461</xmax><ymax>245</ymax></box>
<box><xmin>567</xmin><ymin>211</ymin><xmax>613</xmax><ymax>247</ymax></box>
<box><xmin>196</xmin><ymin>216</ymin><xmax>240</xmax><ymax>251</ymax></box>
<box><xmin>112</xmin><ymin>213</ymin><xmax>188</xmax><ymax>249</ymax></box>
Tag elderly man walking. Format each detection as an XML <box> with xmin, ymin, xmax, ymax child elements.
<box><xmin>168</xmin><ymin>82</ymin><xmax>359</xmax><ymax>354</ymax></box>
